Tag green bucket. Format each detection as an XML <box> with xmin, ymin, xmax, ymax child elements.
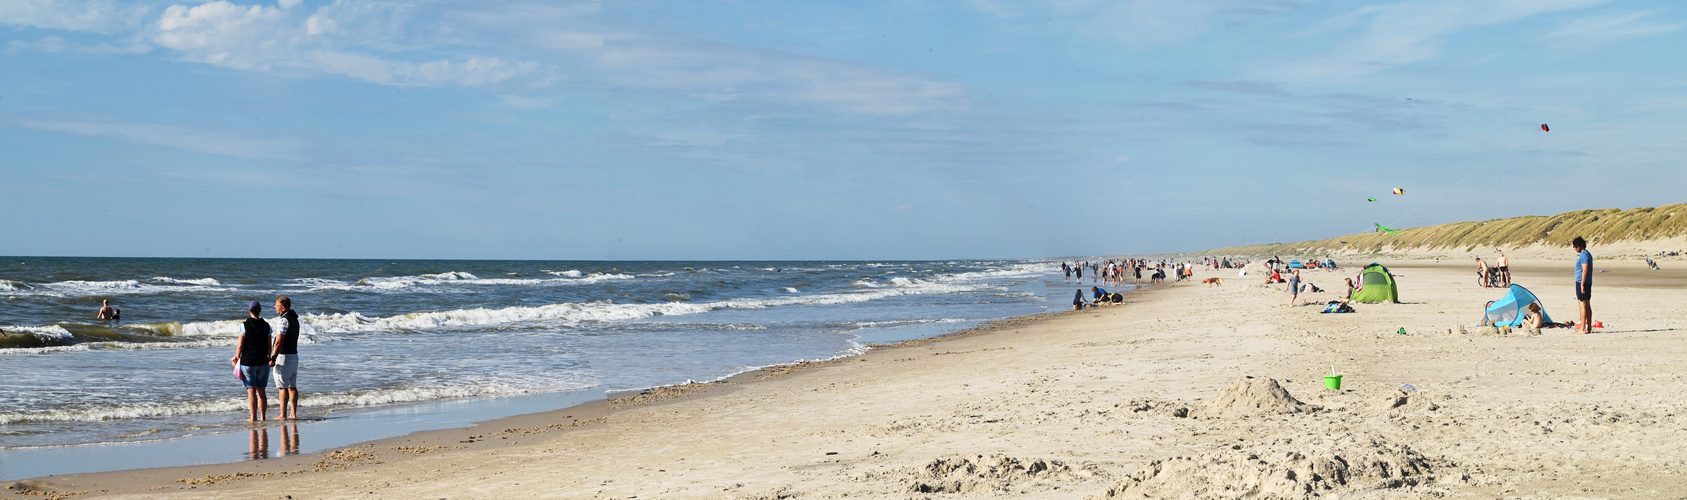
<box><xmin>1323</xmin><ymin>375</ymin><xmax>1343</xmax><ymax>390</ymax></box>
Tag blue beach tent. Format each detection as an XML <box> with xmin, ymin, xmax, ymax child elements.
<box><xmin>1483</xmin><ymin>284</ymin><xmax>1552</xmax><ymax>327</ymax></box>
<box><xmin>1322</xmin><ymin>258</ymin><xmax>1337</xmax><ymax>269</ymax></box>
<box><xmin>1288</xmin><ymin>260</ymin><xmax>1305</xmax><ymax>269</ymax></box>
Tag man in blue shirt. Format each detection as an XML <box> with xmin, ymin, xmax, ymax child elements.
<box><xmin>1572</xmin><ymin>237</ymin><xmax>1593</xmax><ymax>334</ymax></box>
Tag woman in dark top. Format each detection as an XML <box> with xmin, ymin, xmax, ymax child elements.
<box><xmin>231</xmin><ymin>301</ymin><xmax>272</xmax><ymax>422</ymax></box>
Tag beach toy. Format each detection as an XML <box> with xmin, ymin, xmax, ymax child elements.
<box><xmin>1593</xmin><ymin>321</ymin><xmax>1604</xmax><ymax>328</ymax></box>
<box><xmin>1397</xmin><ymin>327</ymin><xmax>1407</xmax><ymax>335</ymax></box>
<box><xmin>1324</xmin><ymin>366</ymin><xmax>1343</xmax><ymax>390</ymax></box>
<box><xmin>1400</xmin><ymin>384</ymin><xmax>1417</xmax><ymax>392</ymax></box>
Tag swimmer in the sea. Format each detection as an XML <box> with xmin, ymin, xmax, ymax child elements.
<box><xmin>97</xmin><ymin>300</ymin><xmax>118</xmax><ymax>321</ymax></box>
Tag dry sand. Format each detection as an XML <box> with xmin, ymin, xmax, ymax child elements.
<box><xmin>11</xmin><ymin>254</ymin><xmax>1687</xmax><ymax>499</ymax></box>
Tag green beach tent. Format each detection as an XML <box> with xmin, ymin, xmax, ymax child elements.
<box><xmin>1350</xmin><ymin>263</ymin><xmax>1399</xmax><ymax>303</ymax></box>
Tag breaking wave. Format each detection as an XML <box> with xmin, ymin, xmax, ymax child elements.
<box><xmin>0</xmin><ymin>377</ymin><xmax>595</xmax><ymax>426</ymax></box>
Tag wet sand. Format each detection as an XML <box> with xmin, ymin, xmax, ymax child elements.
<box><xmin>12</xmin><ymin>255</ymin><xmax>1687</xmax><ymax>499</ymax></box>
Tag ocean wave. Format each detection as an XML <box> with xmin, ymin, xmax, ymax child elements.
<box><xmin>293</xmin><ymin>277</ymin><xmax>348</xmax><ymax>287</ymax></box>
<box><xmin>294</xmin><ymin>274</ymin><xmax>994</xmax><ymax>335</ymax></box>
<box><xmin>0</xmin><ymin>377</ymin><xmax>596</xmax><ymax>425</ymax></box>
<box><xmin>15</xmin><ymin>279</ymin><xmax>236</xmax><ymax>297</ymax></box>
<box><xmin>0</xmin><ymin>279</ymin><xmax>35</xmax><ymax>290</ymax></box>
<box><xmin>6</xmin><ymin>264</ymin><xmax>1047</xmax><ymax>349</ymax></box>
<box><xmin>325</xmin><ymin>271</ymin><xmax>633</xmax><ymax>291</ymax></box>
<box><xmin>0</xmin><ymin>325</ymin><xmax>76</xmax><ymax>348</ymax></box>
<box><xmin>149</xmin><ymin>276</ymin><xmax>222</xmax><ymax>286</ymax></box>
<box><xmin>0</xmin><ymin>319</ymin><xmax>322</xmax><ymax>352</ymax></box>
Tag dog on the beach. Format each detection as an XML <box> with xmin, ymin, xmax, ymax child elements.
<box><xmin>1201</xmin><ymin>277</ymin><xmax>1223</xmax><ymax>287</ymax></box>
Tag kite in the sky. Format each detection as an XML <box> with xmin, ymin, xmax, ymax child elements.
<box><xmin>1541</xmin><ymin>123</ymin><xmax>1550</xmax><ymax>132</ymax></box>
<box><xmin>1374</xmin><ymin>223</ymin><xmax>1399</xmax><ymax>236</ymax></box>
<box><xmin>1367</xmin><ymin>197</ymin><xmax>1377</xmax><ymax>202</ymax></box>
<box><xmin>1391</xmin><ymin>188</ymin><xmax>1405</xmax><ymax>195</ymax></box>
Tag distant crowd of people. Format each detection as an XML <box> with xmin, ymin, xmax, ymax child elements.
<box><xmin>1065</xmin><ymin>256</ymin><xmax>1251</xmax><ymax>309</ymax></box>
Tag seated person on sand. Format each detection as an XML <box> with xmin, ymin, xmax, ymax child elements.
<box><xmin>1522</xmin><ymin>303</ymin><xmax>1568</xmax><ymax>329</ymax></box>
<box><xmin>1072</xmin><ymin>289</ymin><xmax>1088</xmax><ymax>310</ymax></box>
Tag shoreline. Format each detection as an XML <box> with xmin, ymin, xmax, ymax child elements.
<box><xmin>20</xmin><ymin>255</ymin><xmax>1684</xmax><ymax>498</ymax></box>
<box><xmin>5</xmin><ymin>296</ymin><xmax>1111</xmax><ymax>497</ymax></box>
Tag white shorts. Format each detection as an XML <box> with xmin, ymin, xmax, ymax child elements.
<box><xmin>272</xmin><ymin>354</ymin><xmax>299</xmax><ymax>389</ymax></box>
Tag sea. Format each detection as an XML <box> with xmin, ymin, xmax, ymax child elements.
<box><xmin>0</xmin><ymin>257</ymin><xmax>1105</xmax><ymax>471</ymax></box>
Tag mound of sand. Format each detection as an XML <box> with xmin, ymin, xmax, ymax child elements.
<box><xmin>1120</xmin><ymin>398</ymin><xmax>1191</xmax><ymax>418</ymax></box>
<box><xmin>1095</xmin><ymin>432</ymin><xmax>1453</xmax><ymax>499</ymax></box>
<box><xmin>901</xmin><ymin>454</ymin><xmax>1098</xmax><ymax>494</ymax></box>
<box><xmin>1367</xmin><ymin>387</ymin><xmax>1442</xmax><ymax>417</ymax></box>
<box><xmin>1195</xmin><ymin>377</ymin><xmax>1309</xmax><ymax>419</ymax></box>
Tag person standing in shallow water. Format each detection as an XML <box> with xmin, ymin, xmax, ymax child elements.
<box><xmin>269</xmin><ymin>296</ymin><xmax>301</xmax><ymax>420</ymax></box>
<box><xmin>231</xmin><ymin>301</ymin><xmax>272</xmax><ymax>422</ymax></box>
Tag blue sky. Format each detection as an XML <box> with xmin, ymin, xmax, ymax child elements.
<box><xmin>3</xmin><ymin>0</ymin><xmax>1684</xmax><ymax>260</ymax></box>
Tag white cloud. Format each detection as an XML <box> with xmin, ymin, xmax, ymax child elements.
<box><xmin>21</xmin><ymin>119</ymin><xmax>306</xmax><ymax>160</ymax></box>
<box><xmin>1048</xmin><ymin>0</ymin><xmax>1232</xmax><ymax>49</ymax></box>
<box><xmin>1270</xmin><ymin>0</ymin><xmax>1609</xmax><ymax>83</ymax></box>
<box><xmin>6</xmin><ymin>34</ymin><xmax>150</xmax><ymax>53</ymax></box>
<box><xmin>1544</xmin><ymin>9</ymin><xmax>1684</xmax><ymax>48</ymax></box>
<box><xmin>148</xmin><ymin>0</ymin><xmax>538</xmax><ymax>87</ymax></box>
<box><xmin>447</xmin><ymin>2</ymin><xmax>965</xmax><ymax>115</ymax></box>
<box><xmin>601</xmin><ymin>42</ymin><xmax>968</xmax><ymax>116</ymax></box>
<box><xmin>0</xmin><ymin>0</ymin><xmax>149</xmax><ymax>33</ymax></box>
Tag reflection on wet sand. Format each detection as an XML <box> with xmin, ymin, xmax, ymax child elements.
<box><xmin>280</xmin><ymin>424</ymin><xmax>300</xmax><ymax>456</ymax></box>
<box><xmin>247</xmin><ymin>428</ymin><xmax>268</xmax><ymax>460</ymax></box>
<box><xmin>245</xmin><ymin>424</ymin><xmax>302</xmax><ymax>460</ymax></box>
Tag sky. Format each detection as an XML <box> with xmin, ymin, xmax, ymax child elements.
<box><xmin>2</xmin><ymin>0</ymin><xmax>1684</xmax><ymax>260</ymax></box>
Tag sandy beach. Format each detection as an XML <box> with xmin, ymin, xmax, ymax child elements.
<box><xmin>12</xmin><ymin>254</ymin><xmax>1687</xmax><ymax>499</ymax></box>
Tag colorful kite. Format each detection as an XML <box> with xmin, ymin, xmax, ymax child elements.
<box><xmin>1391</xmin><ymin>188</ymin><xmax>1405</xmax><ymax>195</ymax></box>
<box><xmin>1541</xmin><ymin>123</ymin><xmax>1549</xmax><ymax>132</ymax></box>
<box><xmin>1374</xmin><ymin>223</ymin><xmax>1399</xmax><ymax>236</ymax></box>
<box><xmin>1367</xmin><ymin>197</ymin><xmax>1377</xmax><ymax>202</ymax></box>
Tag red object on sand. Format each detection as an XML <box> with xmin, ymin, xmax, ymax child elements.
<box><xmin>1593</xmin><ymin>321</ymin><xmax>1604</xmax><ymax>328</ymax></box>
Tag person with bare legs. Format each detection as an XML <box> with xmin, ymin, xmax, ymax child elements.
<box><xmin>248</xmin><ymin>427</ymin><xmax>269</xmax><ymax>460</ymax></box>
<box><xmin>1287</xmin><ymin>270</ymin><xmax>1301</xmax><ymax>306</ymax></box>
<box><xmin>269</xmin><ymin>296</ymin><xmax>301</xmax><ymax>420</ymax></box>
<box><xmin>281</xmin><ymin>423</ymin><xmax>300</xmax><ymax>456</ymax></box>
<box><xmin>231</xmin><ymin>301</ymin><xmax>272</xmax><ymax>422</ymax></box>
<box><xmin>1572</xmin><ymin>237</ymin><xmax>1594</xmax><ymax>334</ymax></box>
<box><xmin>1496</xmin><ymin>253</ymin><xmax>1511</xmax><ymax>287</ymax></box>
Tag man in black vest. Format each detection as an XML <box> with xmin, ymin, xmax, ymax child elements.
<box><xmin>270</xmin><ymin>296</ymin><xmax>302</xmax><ymax>420</ymax></box>
<box><xmin>231</xmin><ymin>300</ymin><xmax>272</xmax><ymax>422</ymax></box>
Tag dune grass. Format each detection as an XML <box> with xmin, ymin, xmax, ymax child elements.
<box><xmin>1207</xmin><ymin>204</ymin><xmax>1687</xmax><ymax>256</ymax></box>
